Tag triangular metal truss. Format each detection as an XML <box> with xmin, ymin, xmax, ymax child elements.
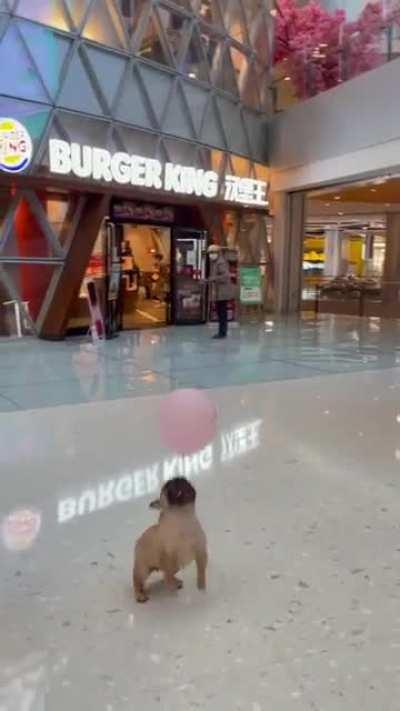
<box><xmin>0</xmin><ymin>188</ymin><xmax>86</xmax><ymax>333</ymax></box>
<box><xmin>0</xmin><ymin>0</ymin><xmax>271</xmax><ymax>168</ymax></box>
<box><xmin>39</xmin><ymin>105</ymin><xmax>264</xmax><ymax>177</ymax></box>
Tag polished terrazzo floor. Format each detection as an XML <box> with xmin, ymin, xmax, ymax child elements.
<box><xmin>1</xmin><ymin>315</ymin><xmax>400</xmax><ymax>709</ymax></box>
<box><xmin>1</xmin><ymin>315</ymin><xmax>400</xmax><ymax>411</ymax></box>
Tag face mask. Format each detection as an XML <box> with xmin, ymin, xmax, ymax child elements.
<box><xmin>209</xmin><ymin>253</ymin><xmax>218</xmax><ymax>261</ymax></box>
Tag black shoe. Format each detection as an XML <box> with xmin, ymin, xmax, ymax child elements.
<box><xmin>212</xmin><ymin>334</ymin><xmax>226</xmax><ymax>339</ymax></box>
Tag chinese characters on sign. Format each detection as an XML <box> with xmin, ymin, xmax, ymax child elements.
<box><xmin>224</xmin><ymin>175</ymin><xmax>268</xmax><ymax>207</ymax></box>
<box><xmin>48</xmin><ymin>139</ymin><xmax>269</xmax><ymax>207</ymax></box>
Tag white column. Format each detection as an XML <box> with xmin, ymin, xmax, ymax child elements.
<box><xmin>324</xmin><ymin>228</ymin><xmax>342</xmax><ymax>277</ymax></box>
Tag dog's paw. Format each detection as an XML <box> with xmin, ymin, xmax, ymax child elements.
<box><xmin>173</xmin><ymin>577</ymin><xmax>183</xmax><ymax>590</ymax></box>
<box><xmin>136</xmin><ymin>592</ymin><xmax>149</xmax><ymax>603</ymax></box>
<box><xmin>165</xmin><ymin>576</ymin><xmax>183</xmax><ymax>592</ymax></box>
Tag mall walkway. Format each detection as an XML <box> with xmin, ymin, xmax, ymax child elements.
<box><xmin>1</xmin><ymin>315</ymin><xmax>400</xmax><ymax>710</ymax></box>
<box><xmin>1</xmin><ymin>315</ymin><xmax>400</xmax><ymax>411</ymax></box>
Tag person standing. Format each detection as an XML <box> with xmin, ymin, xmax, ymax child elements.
<box><xmin>208</xmin><ymin>245</ymin><xmax>233</xmax><ymax>339</ymax></box>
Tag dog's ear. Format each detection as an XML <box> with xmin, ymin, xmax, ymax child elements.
<box><xmin>149</xmin><ymin>498</ymin><xmax>161</xmax><ymax>510</ymax></box>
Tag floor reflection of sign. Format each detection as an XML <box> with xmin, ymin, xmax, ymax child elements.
<box><xmin>2</xmin><ymin>508</ymin><xmax>42</xmax><ymax>551</ymax></box>
<box><xmin>240</xmin><ymin>266</ymin><xmax>262</xmax><ymax>304</ymax></box>
<box><xmin>58</xmin><ymin>418</ymin><xmax>263</xmax><ymax>524</ymax></box>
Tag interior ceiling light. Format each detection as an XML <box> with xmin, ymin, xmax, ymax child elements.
<box><xmin>284</xmin><ymin>75</ymin><xmax>291</xmax><ymax>81</ymax></box>
<box><xmin>334</xmin><ymin>195</ymin><xmax>341</xmax><ymax>200</ymax></box>
<box><xmin>370</xmin><ymin>188</ymin><xmax>377</xmax><ymax>192</ymax></box>
<box><xmin>338</xmin><ymin>211</ymin><xmax>344</xmax><ymax>216</ymax></box>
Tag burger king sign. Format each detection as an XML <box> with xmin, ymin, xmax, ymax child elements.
<box><xmin>0</xmin><ymin>117</ymin><xmax>33</xmax><ymax>173</ymax></box>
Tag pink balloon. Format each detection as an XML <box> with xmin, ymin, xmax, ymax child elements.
<box><xmin>159</xmin><ymin>389</ymin><xmax>218</xmax><ymax>454</ymax></box>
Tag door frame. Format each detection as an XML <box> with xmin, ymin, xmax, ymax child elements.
<box><xmin>108</xmin><ymin>220</ymin><xmax>173</xmax><ymax>331</ymax></box>
<box><xmin>171</xmin><ymin>227</ymin><xmax>208</xmax><ymax>325</ymax></box>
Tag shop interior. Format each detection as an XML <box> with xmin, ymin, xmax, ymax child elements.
<box><xmin>120</xmin><ymin>224</ymin><xmax>171</xmax><ymax>329</ymax></box>
<box><xmin>303</xmin><ymin>176</ymin><xmax>400</xmax><ymax>317</ymax></box>
<box><xmin>68</xmin><ymin>220</ymin><xmax>211</xmax><ymax>334</ymax></box>
<box><xmin>68</xmin><ymin>224</ymin><xmax>171</xmax><ymax>332</ymax></box>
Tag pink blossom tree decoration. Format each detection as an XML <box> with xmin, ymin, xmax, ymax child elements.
<box><xmin>274</xmin><ymin>0</ymin><xmax>400</xmax><ymax>100</ymax></box>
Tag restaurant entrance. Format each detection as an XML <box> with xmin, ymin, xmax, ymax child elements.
<box><xmin>105</xmin><ymin>222</ymin><xmax>208</xmax><ymax>333</ymax></box>
<box><xmin>67</xmin><ymin>200</ymin><xmax>208</xmax><ymax>337</ymax></box>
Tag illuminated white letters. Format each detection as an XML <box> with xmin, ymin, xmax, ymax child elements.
<box><xmin>164</xmin><ymin>162</ymin><xmax>181</xmax><ymax>193</ymax></box>
<box><xmin>49</xmin><ymin>139</ymin><xmax>71</xmax><ymax>175</ymax></box>
<box><xmin>164</xmin><ymin>163</ymin><xmax>218</xmax><ymax>198</ymax></box>
<box><xmin>92</xmin><ymin>147</ymin><xmax>112</xmax><ymax>182</ymax></box>
<box><xmin>71</xmin><ymin>143</ymin><xmax>92</xmax><ymax>179</ymax></box>
<box><xmin>48</xmin><ymin>139</ymin><xmax>265</xmax><ymax>203</ymax></box>
<box><xmin>203</xmin><ymin>170</ymin><xmax>219</xmax><ymax>198</ymax></box>
<box><xmin>144</xmin><ymin>159</ymin><xmax>162</xmax><ymax>189</ymax></box>
<box><xmin>110</xmin><ymin>152</ymin><xmax>131</xmax><ymax>185</ymax></box>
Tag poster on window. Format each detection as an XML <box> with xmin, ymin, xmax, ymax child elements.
<box><xmin>176</xmin><ymin>285</ymin><xmax>204</xmax><ymax>322</ymax></box>
<box><xmin>240</xmin><ymin>266</ymin><xmax>263</xmax><ymax>305</ymax></box>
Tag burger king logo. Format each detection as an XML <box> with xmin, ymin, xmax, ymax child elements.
<box><xmin>0</xmin><ymin>117</ymin><xmax>33</xmax><ymax>173</ymax></box>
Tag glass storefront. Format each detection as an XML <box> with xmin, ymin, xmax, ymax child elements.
<box><xmin>67</xmin><ymin>200</ymin><xmax>272</xmax><ymax>337</ymax></box>
<box><xmin>0</xmin><ymin>1</ymin><xmax>271</xmax><ymax>338</ymax></box>
<box><xmin>302</xmin><ymin>177</ymin><xmax>400</xmax><ymax>318</ymax></box>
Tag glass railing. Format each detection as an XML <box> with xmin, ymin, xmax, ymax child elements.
<box><xmin>271</xmin><ymin>0</ymin><xmax>400</xmax><ymax>112</ymax></box>
<box><xmin>303</xmin><ymin>276</ymin><xmax>400</xmax><ymax>318</ymax></box>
